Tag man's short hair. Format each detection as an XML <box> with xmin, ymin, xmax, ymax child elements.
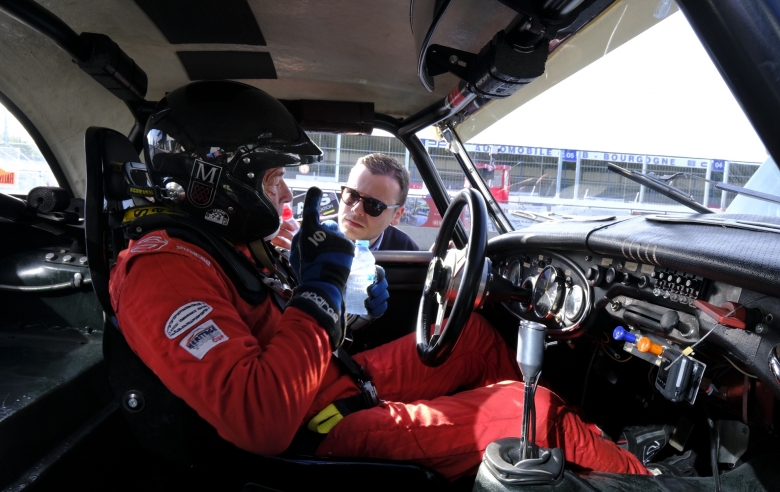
<box><xmin>356</xmin><ymin>153</ymin><xmax>411</xmax><ymax>205</ymax></box>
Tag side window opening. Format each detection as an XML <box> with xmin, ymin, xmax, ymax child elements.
<box><xmin>289</xmin><ymin>130</ymin><xmax>440</xmax><ymax>249</ymax></box>
<box><xmin>0</xmin><ymin>103</ymin><xmax>58</xmax><ymax>196</ymax></box>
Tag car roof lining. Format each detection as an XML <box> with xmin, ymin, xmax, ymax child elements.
<box><xmin>0</xmin><ymin>0</ymin><xmax>617</xmax><ymax>195</ymax></box>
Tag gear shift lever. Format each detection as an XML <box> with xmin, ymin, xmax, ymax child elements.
<box><xmin>517</xmin><ymin>319</ymin><xmax>545</xmax><ymax>460</ymax></box>
<box><xmin>483</xmin><ymin>319</ymin><xmax>564</xmax><ymax>486</ymax></box>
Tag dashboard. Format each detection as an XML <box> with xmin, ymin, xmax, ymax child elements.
<box><xmin>487</xmin><ymin>214</ymin><xmax>780</xmax><ymax>401</ymax></box>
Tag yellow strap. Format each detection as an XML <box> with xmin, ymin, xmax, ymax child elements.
<box><xmin>122</xmin><ymin>206</ymin><xmax>180</xmax><ymax>223</ymax></box>
<box><xmin>307</xmin><ymin>403</ymin><xmax>344</xmax><ymax>434</ymax></box>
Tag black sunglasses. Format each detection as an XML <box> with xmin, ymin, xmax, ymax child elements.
<box><xmin>340</xmin><ymin>186</ymin><xmax>401</xmax><ymax>217</ymax></box>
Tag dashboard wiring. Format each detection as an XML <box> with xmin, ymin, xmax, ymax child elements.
<box><xmin>723</xmin><ymin>355</ymin><xmax>758</xmax><ymax>379</ymax></box>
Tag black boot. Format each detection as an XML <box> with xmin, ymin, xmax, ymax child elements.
<box><xmin>617</xmin><ymin>423</ymin><xmax>674</xmax><ymax>464</ymax></box>
<box><xmin>646</xmin><ymin>450</ymin><xmax>698</xmax><ymax>477</ymax></box>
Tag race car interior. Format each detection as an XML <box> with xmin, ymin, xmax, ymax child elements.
<box><xmin>0</xmin><ymin>0</ymin><xmax>779</xmax><ymax>491</ymax></box>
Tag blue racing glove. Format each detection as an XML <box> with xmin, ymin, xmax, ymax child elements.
<box><xmin>365</xmin><ymin>265</ymin><xmax>388</xmax><ymax>318</ymax></box>
<box><xmin>288</xmin><ymin>187</ymin><xmax>355</xmax><ymax>349</ymax></box>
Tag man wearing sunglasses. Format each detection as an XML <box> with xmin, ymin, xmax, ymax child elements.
<box><xmin>338</xmin><ymin>153</ymin><xmax>419</xmax><ymax>252</ymax></box>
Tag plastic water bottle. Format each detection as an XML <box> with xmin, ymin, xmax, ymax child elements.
<box><xmin>345</xmin><ymin>240</ymin><xmax>375</xmax><ymax>315</ymax></box>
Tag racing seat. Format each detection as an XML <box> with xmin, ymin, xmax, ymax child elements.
<box><xmin>84</xmin><ymin>127</ymin><xmax>449</xmax><ymax>491</ymax></box>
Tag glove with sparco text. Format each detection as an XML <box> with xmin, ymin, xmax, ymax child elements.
<box><xmin>288</xmin><ymin>187</ymin><xmax>355</xmax><ymax>349</ymax></box>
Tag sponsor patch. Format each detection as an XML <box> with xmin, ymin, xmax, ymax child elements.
<box><xmin>128</xmin><ymin>186</ymin><xmax>155</xmax><ymax>197</ymax></box>
<box><xmin>204</xmin><ymin>208</ymin><xmax>229</xmax><ymax>226</ymax></box>
<box><xmin>188</xmin><ymin>159</ymin><xmax>222</xmax><ymax>208</ymax></box>
<box><xmin>179</xmin><ymin>320</ymin><xmax>228</xmax><ymax>359</ymax></box>
<box><xmin>176</xmin><ymin>245</ymin><xmax>211</xmax><ymax>266</ymax></box>
<box><xmin>131</xmin><ymin>234</ymin><xmax>169</xmax><ymax>253</ymax></box>
<box><xmin>165</xmin><ymin>301</ymin><xmax>213</xmax><ymax>339</ymax></box>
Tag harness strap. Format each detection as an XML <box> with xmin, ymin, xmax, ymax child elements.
<box><xmin>249</xmin><ymin>240</ymin><xmax>294</xmax><ymax>295</ymax></box>
<box><xmin>306</xmin><ymin>347</ymin><xmax>381</xmax><ymax>434</ymax></box>
<box><xmin>334</xmin><ymin>346</ymin><xmax>369</xmax><ymax>383</ymax></box>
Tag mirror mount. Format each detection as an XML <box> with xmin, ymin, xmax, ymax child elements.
<box><xmin>425</xmin><ymin>45</ymin><xmax>476</xmax><ymax>80</ymax></box>
<box><xmin>417</xmin><ymin>0</ymin><xmax>601</xmax><ymax>95</ymax></box>
<box><xmin>424</xmin><ymin>27</ymin><xmax>548</xmax><ymax>100</ymax></box>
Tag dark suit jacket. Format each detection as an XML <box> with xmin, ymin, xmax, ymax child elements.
<box><xmin>374</xmin><ymin>226</ymin><xmax>419</xmax><ymax>251</ymax></box>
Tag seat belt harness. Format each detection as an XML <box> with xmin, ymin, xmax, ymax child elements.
<box><xmin>307</xmin><ymin>347</ymin><xmax>381</xmax><ymax>434</ymax></box>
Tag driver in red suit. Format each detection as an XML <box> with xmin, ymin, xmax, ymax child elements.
<box><xmin>109</xmin><ymin>81</ymin><xmax>650</xmax><ymax>482</ymax></box>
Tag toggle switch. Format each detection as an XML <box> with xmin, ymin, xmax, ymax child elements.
<box><xmin>612</xmin><ymin>326</ymin><xmax>638</xmax><ymax>343</ymax></box>
<box><xmin>637</xmin><ymin>337</ymin><xmax>664</xmax><ymax>356</ymax></box>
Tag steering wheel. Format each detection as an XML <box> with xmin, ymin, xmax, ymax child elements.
<box><xmin>416</xmin><ymin>188</ymin><xmax>488</xmax><ymax>367</ymax></box>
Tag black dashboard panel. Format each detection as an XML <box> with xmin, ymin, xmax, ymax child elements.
<box><xmin>487</xmin><ymin>214</ymin><xmax>780</xmax><ymax>399</ymax></box>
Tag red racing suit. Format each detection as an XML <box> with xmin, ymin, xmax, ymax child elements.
<box><xmin>109</xmin><ymin>231</ymin><xmax>650</xmax><ymax>481</ymax></box>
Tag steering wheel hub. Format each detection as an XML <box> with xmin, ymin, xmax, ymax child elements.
<box><xmin>416</xmin><ymin>189</ymin><xmax>488</xmax><ymax>367</ymax></box>
<box><xmin>423</xmin><ymin>257</ymin><xmax>445</xmax><ymax>297</ymax></box>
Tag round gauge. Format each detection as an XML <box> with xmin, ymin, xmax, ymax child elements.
<box><xmin>564</xmin><ymin>285</ymin><xmax>585</xmax><ymax>321</ymax></box>
<box><xmin>533</xmin><ymin>266</ymin><xmax>564</xmax><ymax>318</ymax></box>
<box><xmin>504</xmin><ymin>260</ymin><xmax>532</xmax><ymax>313</ymax></box>
<box><xmin>517</xmin><ymin>276</ymin><xmax>535</xmax><ymax>313</ymax></box>
<box><xmin>508</xmin><ymin>260</ymin><xmax>523</xmax><ymax>286</ymax></box>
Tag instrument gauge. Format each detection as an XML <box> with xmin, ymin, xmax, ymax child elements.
<box><xmin>564</xmin><ymin>285</ymin><xmax>585</xmax><ymax>321</ymax></box>
<box><xmin>508</xmin><ymin>260</ymin><xmax>523</xmax><ymax>286</ymax></box>
<box><xmin>533</xmin><ymin>265</ymin><xmax>564</xmax><ymax>318</ymax></box>
<box><xmin>517</xmin><ymin>276</ymin><xmax>535</xmax><ymax>313</ymax></box>
<box><xmin>504</xmin><ymin>260</ymin><xmax>532</xmax><ymax>313</ymax></box>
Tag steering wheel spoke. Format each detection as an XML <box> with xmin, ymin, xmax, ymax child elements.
<box><xmin>432</xmin><ymin>294</ymin><xmax>447</xmax><ymax>337</ymax></box>
<box><xmin>416</xmin><ymin>189</ymin><xmax>488</xmax><ymax>367</ymax></box>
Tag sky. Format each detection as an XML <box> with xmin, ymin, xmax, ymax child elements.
<box><xmin>468</xmin><ymin>10</ymin><xmax>768</xmax><ymax>164</ymax></box>
<box><xmin>0</xmin><ymin>106</ymin><xmax>36</xmax><ymax>145</ymax></box>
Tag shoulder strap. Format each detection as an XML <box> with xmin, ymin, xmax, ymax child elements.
<box><xmin>124</xmin><ymin>214</ymin><xmax>267</xmax><ymax>305</ymax></box>
<box><xmin>249</xmin><ymin>240</ymin><xmax>294</xmax><ymax>292</ymax></box>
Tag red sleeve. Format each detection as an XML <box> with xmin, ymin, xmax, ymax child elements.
<box><xmin>114</xmin><ymin>250</ymin><xmax>331</xmax><ymax>455</ymax></box>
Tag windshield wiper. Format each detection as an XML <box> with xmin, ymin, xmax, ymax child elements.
<box><xmin>715</xmin><ymin>182</ymin><xmax>780</xmax><ymax>206</ymax></box>
<box><xmin>508</xmin><ymin>210</ymin><xmax>616</xmax><ymax>223</ymax></box>
<box><xmin>606</xmin><ymin>162</ymin><xmax>714</xmax><ymax>214</ymax></box>
<box><xmin>628</xmin><ymin>168</ymin><xmax>780</xmax><ymax>207</ymax></box>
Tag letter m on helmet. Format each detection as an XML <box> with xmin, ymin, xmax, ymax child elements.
<box><xmin>188</xmin><ymin>159</ymin><xmax>223</xmax><ymax>207</ymax></box>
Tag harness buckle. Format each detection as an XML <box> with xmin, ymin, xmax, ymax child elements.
<box><xmin>361</xmin><ymin>380</ymin><xmax>380</xmax><ymax>408</ymax></box>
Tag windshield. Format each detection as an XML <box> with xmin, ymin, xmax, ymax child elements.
<box><xmin>450</xmin><ymin>1</ymin><xmax>770</xmax><ymax>231</ymax></box>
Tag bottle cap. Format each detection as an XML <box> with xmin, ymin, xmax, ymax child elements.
<box><xmin>282</xmin><ymin>203</ymin><xmax>293</xmax><ymax>221</ymax></box>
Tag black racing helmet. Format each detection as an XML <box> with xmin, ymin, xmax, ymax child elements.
<box><xmin>143</xmin><ymin>80</ymin><xmax>322</xmax><ymax>243</ymax></box>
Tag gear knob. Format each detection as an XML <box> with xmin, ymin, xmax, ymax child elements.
<box><xmin>517</xmin><ymin>320</ymin><xmax>546</xmax><ymax>382</ymax></box>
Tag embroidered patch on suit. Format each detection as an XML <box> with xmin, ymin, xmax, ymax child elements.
<box><xmin>165</xmin><ymin>301</ymin><xmax>213</xmax><ymax>339</ymax></box>
<box><xmin>179</xmin><ymin>320</ymin><xmax>228</xmax><ymax>359</ymax></box>
<box><xmin>131</xmin><ymin>235</ymin><xmax>169</xmax><ymax>253</ymax></box>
